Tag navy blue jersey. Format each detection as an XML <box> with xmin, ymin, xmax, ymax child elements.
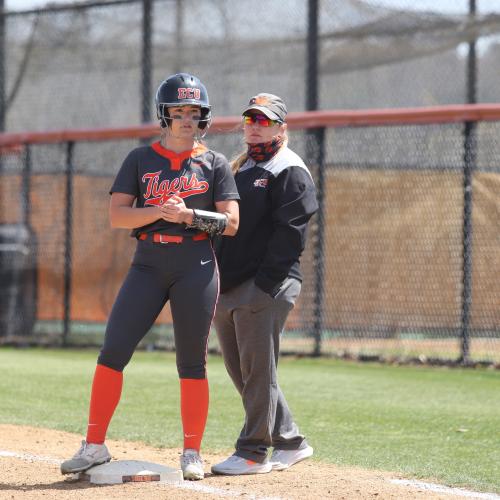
<box><xmin>110</xmin><ymin>141</ymin><xmax>239</xmax><ymax>237</ymax></box>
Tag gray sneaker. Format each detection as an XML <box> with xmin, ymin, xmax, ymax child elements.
<box><xmin>180</xmin><ymin>449</ymin><xmax>204</xmax><ymax>480</ymax></box>
<box><xmin>60</xmin><ymin>440</ymin><xmax>111</xmax><ymax>474</ymax></box>
<box><xmin>269</xmin><ymin>445</ymin><xmax>313</xmax><ymax>471</ymax></box>
<box><xmin>211</xmin><ymin>455</ymin><xmax>272</xmax><ymax>475</ymax></box>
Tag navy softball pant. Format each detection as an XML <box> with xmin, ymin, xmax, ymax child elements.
<box><xmin>97</xmin><ymin>237</ymin><xmax>218</xmax><ymax>378</ymax></box>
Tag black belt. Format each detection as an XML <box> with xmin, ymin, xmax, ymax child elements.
<box><xmin>137</xmin><ymin>232</ymin><xmax>208</xmax><ymax>244</ymax></box>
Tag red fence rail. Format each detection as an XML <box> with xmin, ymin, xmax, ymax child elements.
<box><xmin>2</xmin><ymin>104</ymin><xmax>500</xmax><ymax>146</ymax></box>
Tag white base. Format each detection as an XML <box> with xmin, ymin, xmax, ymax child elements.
<box><xmin>81</xmin><ymin>460</ymin><xmax>183</xmax><ymax>484</ymax></box>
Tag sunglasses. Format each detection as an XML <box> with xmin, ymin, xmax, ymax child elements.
<box><xmin>243</xmin><ymin>114</ymin><xmax>281</xmax><ymax>127</ymax></box>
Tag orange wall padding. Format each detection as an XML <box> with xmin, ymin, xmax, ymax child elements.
<box><xmin>1</xmin><ymin>171</ymin><xmax>498</xmax><ymax>331</ymax></box>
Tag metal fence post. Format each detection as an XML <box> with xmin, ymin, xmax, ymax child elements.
<box><xmin>23</xmin><ymin>144</ymin><xmax>38</xmax><ymax>334</ymax></box>
<box><xmin>461</xmin><ymin>122</ymin><xmax>476</xmax><ymax>365</ymax></box>
<box><xmin>21</xmin><ymin>144</ymin><xmax>31</xmax><ymax>225</ymax></box>
<box><xmin>306</xmin><ymin>0</ymin><xmax>325</xmax><ymax>356</ymax></box>
<box><xmin>460</xmin><ymin>0</ymin><xmax>477</xmax><ymax>364</ymax></box>
<box><xmin>0</xmin><ymin>0</ymin><xmax>5</xmax><ymax>134</ymax></box>
<box><xmin>62</xmin><ymin>141</ymin><xmax>74</xmax><ymax>346</ymax></box>
<box><xmin>312</xmin><ymin>128</ymin><xmax>326</xmax><ymax>357</ymax></box>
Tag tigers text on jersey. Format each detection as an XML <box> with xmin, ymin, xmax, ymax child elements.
<box><xmin>216</xmin><ymin>146</ymin><xmax>318</xmax><ymax>295</ymax></box>
<box><xmin>110</xmin><ymin>141</ymin><xmax>239</xmax><ymax>237</ymax></box>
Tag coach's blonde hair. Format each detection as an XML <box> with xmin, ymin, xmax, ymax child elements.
<box><xmin>231</xmin><ymin>131</ymin><xmax>289</xmax><ymax>174</ymax></box>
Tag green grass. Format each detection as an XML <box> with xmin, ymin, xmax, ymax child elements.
<box><xmin>0</xmin><ymin>348</ymin><xmax>498</xmax><ymax>493</ymax></box>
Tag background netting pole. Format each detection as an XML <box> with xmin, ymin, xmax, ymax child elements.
<box><xmin>141</xmin><ymin>0</ymin><xmax>152</xmax><ymax>126</ymax></box>
<box><xmin>467</xmin><ymin>0</ymin><xmax>478</xmax><ymax>107</ymax></box>
<box><xmin>62</xmin><ymin>141</ymin><xmax>74</xmax><ymax>347</ymax></box>
<box><xmin>174</xmin><ymin>0</ymin><xmax>184</xmax><ymax>74</ymax></box>
<box><xmin>306</xmin><ymin>0</ymin><xmax>318</xmax><ymax>112</ymax></box>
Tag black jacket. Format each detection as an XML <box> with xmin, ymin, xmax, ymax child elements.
<box><xmin>216</xmin><ymin>146</ymin><xmax>318</xmax><ymax>295</ymax></box>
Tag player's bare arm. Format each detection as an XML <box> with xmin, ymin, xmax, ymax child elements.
<box><xmin>215</xmin><ymin>199</ymin><xmax>239</xmax><ymax>236</ymax></box>
<box><xmin>109</xmin><ymin>192</ymin><xmax>161</xmax><ymax>229</ymax></box>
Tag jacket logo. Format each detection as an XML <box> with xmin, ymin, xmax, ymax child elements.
<box><xmin>253</xmin><ymin>178</ymin><xmax>268</xmax><ymax>188</ymax></box>
<box><xmin>142</xmin><ymin>171</ymin><xmax>209</xmax><ymax>205</ymax></box>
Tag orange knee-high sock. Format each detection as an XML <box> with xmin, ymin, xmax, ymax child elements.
<box><xmin>180</xmin><ymin>378</ymin><xmax>209</xmax><ymax>452</ymax></box>
<box><xmin>86</xmin><ymin>364</ymin><xmax>123</xmax><ymax>444</ymax></box>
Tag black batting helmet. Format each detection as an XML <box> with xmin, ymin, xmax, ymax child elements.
<box><xmin>155</xmin><ymin>73</ymin><xmax>211</xmax><ymax>129</ymax></box>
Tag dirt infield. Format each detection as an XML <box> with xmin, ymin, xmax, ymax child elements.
<box><xmin>0</xmin><ymin>424</ymin><xmax>479</xmax><ymax>499</ymax></box>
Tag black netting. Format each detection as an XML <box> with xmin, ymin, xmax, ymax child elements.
<box><xmin>3</xmin><ymin>0</ymin><xmax>500</xmax><ymax>133</ymax></box>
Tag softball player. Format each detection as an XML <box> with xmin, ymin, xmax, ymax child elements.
<box><xmin>60</xmin><ymin>73</ymin><xmax>239</xmax><ymax>480</ymax></box>
<box><xmin>211</xmin><ymin>94</ymin><xmax>318</xmax><ymax>475</ymax></box>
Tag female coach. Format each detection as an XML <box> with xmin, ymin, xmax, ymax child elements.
<box><xmin>60</xmin><ymin>73</ymin><xmax>239</xmax><ymax>481</ymax></box>
<box><xmin>211</xmin><ymin>93</ymin><xmax>318</xmax><ymax>475</ymax></box>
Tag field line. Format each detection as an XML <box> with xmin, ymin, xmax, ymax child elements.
<box><xmin>390</xmin><ymin>479</ymin><xmax>500</xmax><ymax>499</ymax></box>
<box><xmin>3</xmin><ymin>448</ymin><xmax>499</xmax><ymax>500</ymax></box>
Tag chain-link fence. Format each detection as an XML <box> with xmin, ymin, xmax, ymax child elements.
<box><xmin>0</xmin><ymin>107</ymin><xmax>499</xmax><ymax>364</ymax></box>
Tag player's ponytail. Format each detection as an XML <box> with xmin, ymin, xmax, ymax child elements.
<box><xmin>231</xmin><ymin>151</ymin><xmax>248</xmax><ymax>174</ymax></box>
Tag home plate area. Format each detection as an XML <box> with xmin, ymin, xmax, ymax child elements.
<box><xmin>79</xmin><ymin>459</ymin><xmax>183</xmax><ymax>484</ymax></box>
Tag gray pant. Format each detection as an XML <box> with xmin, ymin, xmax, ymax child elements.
<box><xmin>214</xmin><ymin>277</ymin><xmax>308</xmax><ymax>463</ymax></box>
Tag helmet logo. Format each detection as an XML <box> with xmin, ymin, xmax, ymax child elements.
<box><xmin>178</xmin><ymin>87</ymin><xmax>201</xmax><ymax>100</ymax></box>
